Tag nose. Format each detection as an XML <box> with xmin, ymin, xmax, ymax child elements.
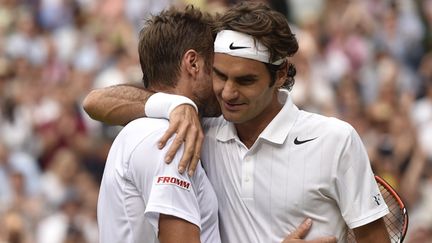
<box><xmin>221</xmin><ymin>80</ymin><xmax>239</xmax><ymax>101</ymax></box>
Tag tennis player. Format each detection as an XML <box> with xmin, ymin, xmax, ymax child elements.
<box><xmin>96</xmin><ymin>6</ymin><xmax>221</xmax><ymax>243</ymax></box>
<box><xmin>87</xmin><ymin>2</ymin><xmax>388</xmax><ymax>243</ymax></box>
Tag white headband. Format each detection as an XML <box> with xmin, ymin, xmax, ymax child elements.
<box><xmin>214</xmin><ymin>30</ymin><xmax>284</xmax><ymax>65</ymax></box>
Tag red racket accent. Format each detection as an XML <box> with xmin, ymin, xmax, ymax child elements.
<box><xmin>347</xmin><ymin>175</ymin><xmax>409</xmax><ymax>243</ymax></box>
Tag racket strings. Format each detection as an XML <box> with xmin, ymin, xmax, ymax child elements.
<box><xmin>379</xmin><ymin>183</ymin><xmax>405</xmax><ymax>242</ymax></box>
<box><xmin>347</xmin><ymin>181</ymin><xmax>407</xmax><ymax>243</ymax></box>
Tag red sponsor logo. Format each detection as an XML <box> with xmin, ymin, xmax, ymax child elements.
<box><xmin>156</xmin><ymin>176</ymin><xmax>191</xmax><ymax>190</ymax></box>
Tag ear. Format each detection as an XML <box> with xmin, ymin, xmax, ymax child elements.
<box><xmin>275</xmin><ymin>61</ymin><xmax>288</xmax><ymax>88</ymax></box>
<box><xmin>183</xmin><ymin>49</ymin><xmax>200</xmax><ymax>78</ymax></box>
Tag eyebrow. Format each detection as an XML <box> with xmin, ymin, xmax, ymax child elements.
<box><xmin>212</xmin><ymin>67</ymin><xmax>226</xmax><ymax>79</ymax></box>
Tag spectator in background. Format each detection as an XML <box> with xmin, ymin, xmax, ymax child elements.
<box><xmin>412</xmin><ymin>53</ymin><xmax>432</xmax><ymax>159</ymax></box>
<box><xmin>36</xmin><ymin>189</ymin><xmax>86</xmax><ymax>243</ymax></box>
<box><xmin>0</xmin><ymin>209</ymin><xmax>32</xmax><ymax>243</ymax></box>
<box><xmin>0</xmin><ymin>0</ymin><xmax>431</xmax><ymax>242</ymax></box>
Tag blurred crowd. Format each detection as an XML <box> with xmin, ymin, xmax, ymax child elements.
<box><xmin>0</xmin><ymin>0</ymin><xmax>431</xmax><ymax>242</ymax></box>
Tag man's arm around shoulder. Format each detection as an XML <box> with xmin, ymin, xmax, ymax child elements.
<box><xmin>83</xmin><ymin>84</ymin><xmax>152</xmax><ymax>126</ymax></box>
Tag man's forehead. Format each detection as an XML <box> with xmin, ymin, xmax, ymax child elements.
<box><xmin>213</xmin><ymin>53</ymin><xmax>266</xmax><ymax>76</ymax></box>
<box><xmin>214</xmin><ymin>53</ymin><xmax>264</xmax><ymax>65</ymax></box>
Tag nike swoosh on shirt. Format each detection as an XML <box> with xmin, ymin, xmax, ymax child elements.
<box><xmin>229</xmin><ymin>42</ymin><xmax>249</xmax><ymax>50</ymax></box>
<box><xmin>294</xmin><ymin>137</ymin><xmax>318</xmax><ymax>145</ymax></box>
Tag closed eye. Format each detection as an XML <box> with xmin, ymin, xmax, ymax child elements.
<box><xmin>213</xmin><ymin>67</ymin><xmax>258</xmax><ymax>85</ymax></box>
<box><xmin>235</xmin><ymin>75</ymin><xmax>258</xmax><ymax>85</ymax></box>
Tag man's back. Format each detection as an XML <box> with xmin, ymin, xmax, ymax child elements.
<box><xmin>98</xmin><ymin>118</ymin><xmax>220</xmax><ymax>243</ymax></box>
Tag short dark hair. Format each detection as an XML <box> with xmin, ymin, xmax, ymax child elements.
<box><xmin>138</xmin><ymin>6</ymin><xmax>215</xmax><ymax>88</ymax></box>
<box><xmin>215</xmin><ymin>2</ymin><xmax>298</xmax><ymax>90</ymax></box>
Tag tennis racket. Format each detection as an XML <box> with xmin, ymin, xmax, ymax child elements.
<box><xmin>347</xmin><ymin>175</ymin><xmax>409</xmax><ymax>243</ymax></box>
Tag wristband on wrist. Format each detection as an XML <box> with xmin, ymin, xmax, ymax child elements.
<box><xmin>144</xmin><ymin>92</ymin><xmax>198</xmax><ymax>119</ymax></box>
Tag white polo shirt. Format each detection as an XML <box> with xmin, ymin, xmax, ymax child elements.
<box><xmin>97</xmin><ymin>118</ymin><xmax>220</xmax><ymax>243</ymax></box>
<box><xmin>201</xmin><ymin>90</ymin><xmax>389</xmax><ymax>243</ymax></box>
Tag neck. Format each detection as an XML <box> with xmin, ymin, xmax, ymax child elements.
<box><xmin>235</xmin><ymin>97</ymin><xmax>283</xmax><ymax>148</ymax></box>
<box><xmin>150</xmin><ymin>78</ymin><xmax>192</xmax><ymax>100</ymax></box>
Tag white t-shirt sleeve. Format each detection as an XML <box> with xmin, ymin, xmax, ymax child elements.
<box><xmin>129</xmin><ymin>135</ymin><xmax>201</xmax><ymax>235</ymax></box>
<box><xmin>145</xmin><ymin>162</ymin><xmax>201</xmax><ymax>233</ymax></box>
<box><xmin>334</xmin><ymin>128</ymin><xmax>389</xmax><ymax>229</ymax></box>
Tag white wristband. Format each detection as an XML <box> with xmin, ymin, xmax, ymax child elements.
<box><xmin>144</xmin><ymin>92</ymin><xmax>198</xmax><ymax>119</ymax></box>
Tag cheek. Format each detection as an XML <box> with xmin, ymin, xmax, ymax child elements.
<box><xmin>212</xmin><ymin>78</ymin><xmax>222</xmax><ymax>95</ymax></box>
<box><xmin>250</xmin><ymin>88</ymin><xmax>273</xmax><ymax>107</ymax></box>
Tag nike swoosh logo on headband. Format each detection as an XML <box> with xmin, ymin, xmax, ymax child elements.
<box><xmin>229</xmin><ymin>42</ymin><xmax>249</xmax><ymax>50</ymax></box>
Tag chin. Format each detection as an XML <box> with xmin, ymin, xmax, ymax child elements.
<box><xmin>221</xmin><ymin>112</ymin><xmax>242</xmax><ymax>123</ymax></box>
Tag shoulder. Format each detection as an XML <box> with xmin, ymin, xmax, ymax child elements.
<box><xmin>116</xmin><ymin>118</ymin><xmax>170</xmax><ymax>143</ymax></box>
<box><xmin>297</xmin><ymin>111</ymin><xmax>354</xmax><ymax>138</ymax></box>
<box><xmin>124</xmin><ymin>117</ymin><xmax>169</xmax><ymax>134</ymax></box>
<box><xmin>202</xmin><ymin>116</ymin><xmax>228</xmax><ymax>133</ymax></box>
<box><xmin>110</xmin><ymin>118</ymin><xmax>170</xmax><ymax>161</ymax></box>
<box><xmin>294</xmin><ymin>111</ymin><xmax>359</xmax><ymax>153</ymax></box>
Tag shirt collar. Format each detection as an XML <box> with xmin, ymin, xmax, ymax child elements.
<box><xmin>216</xmin><ymin>89</ymin><xmax>299</xmax><ymax>144</ymax></box>
<box><xmin>215</xmin><ymin>121</ymin><xmax>238</xmax><ymax>143</ymax></box>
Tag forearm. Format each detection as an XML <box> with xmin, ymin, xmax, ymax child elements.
<box><xmin>83</xmin><ymin>84</ymin><xmax>151</xmax><ymax>125</ymax></box>
<box><xmin>353</xmin><ymin>218</ymin><xmax>390</xmax><ymax>243</ymax></box>
<box><xmin>158</xmin><ymin>214</ymin><xmax>200</xmax><ymax>243</ymax></box>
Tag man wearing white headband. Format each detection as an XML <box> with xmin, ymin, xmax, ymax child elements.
<box><xmin>84</xmin><ymin>2</ymin><xmax>389</xmax><ymax>243</ymax></box>
<box><xmin>214</xmin><ymin>30</ymin><xmax>285</xmax><ymax>65</ymax></box>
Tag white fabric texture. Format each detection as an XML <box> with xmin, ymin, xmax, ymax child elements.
<box><xmin>97</xmin><ymin>118</ymin><xmax>220</xmax><ymax>243</ymax></box>
<box><xmin>201</xmin><ymin>90</ymin><xmax>388</xmax><ymax>243</ymax></box>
